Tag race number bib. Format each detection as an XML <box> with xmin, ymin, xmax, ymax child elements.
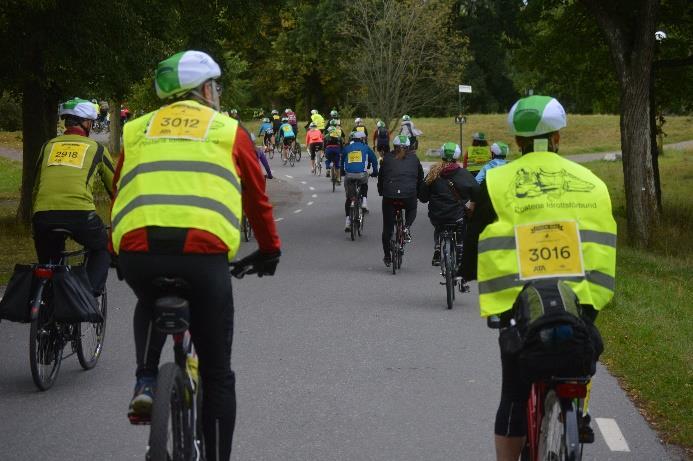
<box><xmin>47</xmin><ymin>142</ymin><xmax>89</xmax><ymax>169</ymax></box>
<box><xmin>146</xmin><ymin>103</ymin><xmax>215</xmax><ymax>140</ymax></box>
<box><xmin>515</xmin><ymin>220</ymin><xmax>584</xmax><ymax>280</ymax></box>
<box><xmin>348</xmin><ymin>151</ymin><xmax>363</xmax><ymax>163</ymax></box>
<box><xmin>356</xmin><ymin>126</ymin><xmax>365</xmax><ymax>132</ymax></box>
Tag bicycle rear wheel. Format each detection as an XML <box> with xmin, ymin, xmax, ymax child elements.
<box><xmin>349</xmin><ymin>204</ymin><xmax>357</xmax><ymax>241</ymax></box>
<box><xmin>148</xmin><ymin>363</ymin><xmax>194</xmax><ymax>461</ymax></box>
<box><xmin>538</xmin><ymin>390</ymin><xmax>582</xmax><ymax>461</ymax></box>
<box><xmin>442</xmin><ymin>239</ymin><xmax>455</xmax><ymax>309</ymax></box>
<box><xmin>390</xmin><ymin>239</ymin><xmax>397</xmax><ymax>274</ymax></box>
<box><xmin>357</xmin><ymin>206</ymin><xmax>364</xmax><ymax>237</ymax></box>
<box><xmin>29</xmin><ymin>301</ymin><xmax>63</xmax><ymax>391</ymax></box>
<box><xmin>76</xmin><ymin>289</ymin><xmax>107</xmax><ymax>370</ymax></box>
<box><xmin>332</xmin><ymin>168</ymin><xmax>337</xmax><ymax>192</ymax></box>
<box><xmin>316</xmin><ymin>155</ymin><xmax>323</xmax><ymax>175</ymax></box>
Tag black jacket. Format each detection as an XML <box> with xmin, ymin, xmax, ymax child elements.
<box><xmin>377</xmin><ymin>151</ymin><xmax>424</xmax><ymax>198</ymax></box>
<box><xmin>418</xmin><ymin>163</ymin><xmax>479</xmax><ymax>224</ymax></box>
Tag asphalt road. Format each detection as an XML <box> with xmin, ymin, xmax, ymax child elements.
<box><xmin>0</xmin><ymin>148</ymin><xmax>682</xmax><ymax>460</ymax></box>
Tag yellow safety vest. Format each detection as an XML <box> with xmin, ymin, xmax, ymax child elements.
<box><xmin>477</xmin><ymin>151</ymin><xmax>616</xmax><ymax>316</ymax></box>
<box><xmin>311</xmin><ymin>113</ymin><xmax>326</xmax><ymax>130</ymax></box>
<box><xmin>111</xmin><ymin>100</ymin><xmax>242</xmax><ymax>260</ymax></box>
<box><xmin>466</xmin><ymin>146</ymin><xmax>491</xmax><ymax>171</ymax></box>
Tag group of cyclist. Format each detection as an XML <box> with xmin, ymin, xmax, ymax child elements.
<box><xmin>26</xmin><ymin>40</ymin><xmax>616</xmax><ymax>460</ymax></box>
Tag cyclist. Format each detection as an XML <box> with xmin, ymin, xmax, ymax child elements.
<box><xmin>399</xmin><ymin>115</ymin><xmax>422</xmax><ymax>151</ymax></box>
<box><xmin>341</xmin><ymin>131</ymin><xmax>378</xmax><ymax>231</ymax></box>
<box><xmin>475</xmin><ymin>142</ymin><xmax>508</xmax><ymax>184</ymax></box>
<box><xmin>305</xmin><ymin>122</ymin><xmax>324</xmax><ymax>174</ymax></box>
<box><xmin>31</xmin><ymin>98</ymin><xmax>114</xmax><ymax>297</ymax></box>
<box><xmin>462</xmin><ymin>96</ymin><xmax>616</xmax><ymax>461</ymax></box>
<box><xmin>285</xmin><ymin>108</ymin><xmax>298</xmax><ymax>139</ymax></box>
<box><xmin>418</xmin><ymin>142</ymin><xmax>478</xmax><ymax>267</ymax></box>
<box><xmin>351</xmin><ymin>117</ymin><xmax>368</xmax><ymax>142</ymax></box>
<box><xmin>97</xmin><ymin>99</ymin><xmax>109</xmax><ymax>125</ymax></box>
<box><xmin>463</xmin><ymin>131</ymin><xmax>491</xmax><ymax>175</ymax></box>
<box><xmin>372</xmin><ymin>120</ymin><xmax>390</xmax><ymax>157</ymax></box>
<box><xmin>325</xmin><ymin>119</ymin><xmax>346</xmax><ymax>178</ymax></box>
<box><xmin>271</xmin><ymin>109</ymin><xmax>282</xmax><ymax>145</ymax></box>
<box><xmin>258</xmin><ymin>116</ymin><xmax>274</xmax><ymax>150</ymax></box>
<box><xmin>326</xmin><ymin>109</ymin><xmax>340</xmax><ymax>129</ymax></box>
<box><xmin>377</xmin><ymin>135</ymin><xmax>423</xmax><ymax>267</ymax></box>
<box><xmin>111</xmin><ymin>50</ymin><xmax>281</xmax><ymax>461</ymax></box>
<box><xmin>309</xmin><ymin>109</ymin><xmax>326</xmax><ymax>133</ymax></box>
<box><xmin>324</xmin><ymin>125</ymin><xmax>344</xmax><ymax>181</ymax></box>
<box><xmin>278</xmin><ymin>116</ymin><xmax>296</xmax><ymax>162</ymax></box>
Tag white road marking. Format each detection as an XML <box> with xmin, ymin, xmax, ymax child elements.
<box><xmin>596</xmin><ymin>418</ymin><xmax>630</xmax><ymax>452</ymax></box>
<box><xmin>312</xmin><ymin>194</ymin><xmax>317</xmax><ymax>198</ymax></box>
<box><xmin>285</xmin><ymin>175</ymin><xmax>294</xmax><ymax>179</ymax></box>
<box><xmin>274</xmin><ymin>217</ymin><xmax>284</xmax><ymax>222</ymax></box>
<box><xmin>300</xmin><ymin>181</ymin><xmax>307</xmax><ymax>185</ymax></box>
<box><xmin>293</xmin><ymin>209</ymin><xmax>302</xmax><ymax>214</ymax></box>
<box><xmin>309</xmin><ymin>186</ymin><xmax>315</xmax><ymax>191</ymax></box>
<box><xmin>307</xmin><ymin>201</ymin><xmax>314</xmax><ymax>206</ymax></box>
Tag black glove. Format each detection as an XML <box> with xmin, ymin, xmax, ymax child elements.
<box><xmin>234</xmin><ymin>249</ymin><xmax>281</xmax><ymax>278</ymax></box>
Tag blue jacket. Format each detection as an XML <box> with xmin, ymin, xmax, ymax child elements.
<box><xmin>258</xmin><ymin>122</ymin><xmax>273</xmax><ymax>135</ymax></box>
<box><xmin>475</xmin><ymin>158</ymin><xmax>507</xmax><ymax>184</ymax></box>
<box><xmin>341</xmin><ymin>141</ymin><xmax>378</xmax><ymax>175</ymax></box>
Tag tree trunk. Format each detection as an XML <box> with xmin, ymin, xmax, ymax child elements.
<box><xmin>649</xmin><ymin>71</ymin><xmax>662</xmax><ymax>208</ymax></box>
<box><xmin>17</xmin><ymin>81</ymin><xmax>58</xmax><ymax>224</ymax></box>
<box><xmin>109</xmin><ymin>101</ymin><xmax>122</xmax><ymax>156</ymax></box>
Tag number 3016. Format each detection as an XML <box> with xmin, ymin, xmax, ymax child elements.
<box><xmin>528</xmin><ymin>246</ymin><xmax>571</xmax><ymax>262</ymax></box>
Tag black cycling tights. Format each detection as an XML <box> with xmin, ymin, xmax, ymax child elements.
<box><xmin>381</xmin><ymin>196</ymin><xmax>417</xmax><ymax>255</ymax></box>
<box><xmin>120</xmin><ymin>252</ymin><xmax>236</xmax><ymax>461</ymax></box>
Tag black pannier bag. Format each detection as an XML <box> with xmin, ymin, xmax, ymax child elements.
<box><xmin>52</xmin><ymin>266</ymin><xmax>102</xmax><ymax>323</ymax></box>
<box><xmin>512</xmin><ymin>279</ymin><xmax>596</xmax><ymax>381</ymax></box>
<box><xmin>0</xmin><ymin>264</ymin><xmax>35</xmax><ymax>323</ymax></box>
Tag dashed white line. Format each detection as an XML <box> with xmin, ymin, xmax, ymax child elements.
<box><xmin>309</xmin><ymin>186</ymin><xmax>315</xmax><ymax>191</ymax></box>
<box><xmin>596</xmin><ymin>418</ymin><xmax>630</xmax><ymax>452</ymax></box>
<box><xmin>293</xmin><ymin>209</ymin><xmax>302</xmax><ymax>214</ymax></box>
<box><xmin>312</xmin><ymin>194</ymin><xmax>317</xmax><ymax>198</ymax></box>
<box><xmin>307</xmin><ymin>201</ymin><xmax>314</xmax><ymax>206</ymax></box>
<box><xmin>274</xmin><ymin>217</ymin><xmax>284</xmax><ymax>222</ymax></box>
<box><xmin>300</xmin><ymin>181</ymin><xmax>307</xmax><ymax>185</ymax></box>
<box><xmin>285</xmin><ymin>175</ymin><xmax>294</xmax><ymax>179</ymax></box>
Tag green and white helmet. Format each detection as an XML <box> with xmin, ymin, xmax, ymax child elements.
<box><xmin>155</xmin><ymin>50</ymin><xmax>221</xmax><ymax>100</ymax></box>
<box><xmin>59</xmin><ymin>98</ymin><xmax>97</xmax><ymax>120</ymax></box>
<box><xmin>441</xmin><ymin>142</ymin><xmax>461</xmax><ymax>161</ymax></box>
<box><xmin>402</xmin><ymin>114</ymin><xmax>411</xmax><ymax>122</ymax></box>
<box><xmin>330</xmin><ymin>110</ymin><xmax>338</xmax><ymax>117</ymax></box>
<box><xmin>508</xmin><ymin>95</ymin><xmax>566</xmax><ymax>137</ymax></box>
<box><xmin>393</xmin><ymin>135</ymin><xmax>410</xmax><ymax>147</ymax></box>
<box><xmin>376</xmin><ymin>120</ymin><xmax>385</xmax><ymax>128</ymax></box>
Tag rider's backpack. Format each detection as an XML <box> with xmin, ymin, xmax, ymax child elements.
<box><xmin>512</xmin><ymin>279</ymin><xmax>596</xmax><ymax>380</ymax></box>
<box><xmin>377</xmin><ymin>126</ymin><xmax>389</xmax><ymax>144</ymax></box>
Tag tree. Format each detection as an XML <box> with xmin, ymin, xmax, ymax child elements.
<box><xmin>579</xmin><ymin>0</ymin><xmax>660</xmax><ymax>248</ymax></box>
<box><xmin>342</xmin><ymin>0</ymin><xmax>466</xmax><ymax>129</ymax></box>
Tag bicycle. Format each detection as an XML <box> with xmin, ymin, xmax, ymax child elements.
<box><xmin>287</xmin><ymin>141</ymin><xmax>297</xmax><ymax>167</ymax></box>
<box><xmin>28</xmin><ymin>229</ymin><xmax>107</xmax><ymax>390</ymax></box>
<box><xmin>330</xmin><ymin>164</ymin><xmax>340</xmax><ymax>192</ymax></box>
<box><xmin>488</xmin><ymin>317</ymin><xmax>592</xmax><ymax>461</ymax></box>
<box><xmin>264</xmin><ymin>134</ymin><xmax>275</xmax><ymax>160</ymax></box>
<box><xmin>389</xmin><ymin>201</ymin><xmax>406</xmax><ymax>274</ymax></box>
<box><xmin>313</xmin><ymin>148</ymin><xmax>324</xmax><ymax>176</ymax></box>
<box><xmin>438</xmin><ymin>221</ymin><xmax>469</xmax><ymax>309</ymax></box>
<box><xmin>144</xmin><ymin>257</ymin><xmax>268</xmax><ymax>461</ymax></box>
<box><xmin>346</xmin><ymin>180</ymin><xmax>365</xmax><ymax>241</ymax></box>
<box><xmin>241</xmin><ymin>214</ymin><xmax>252</xmax><ymax>242</ymax></box>
<box><xmin>293</xmin><ymin>140</ymin><xmax>302</xmax><ymax>162</ymax></box>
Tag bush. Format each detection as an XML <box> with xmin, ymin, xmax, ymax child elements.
<box><xmin>0</xmin><ymin>92</ymin><xmax>22</xmax><ymax>131</ymax></box>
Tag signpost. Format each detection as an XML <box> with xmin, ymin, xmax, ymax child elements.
<box><xmin>458</xmin><ymin>84</ymin><xmax>472</xmax><ymax>150</ymax></box>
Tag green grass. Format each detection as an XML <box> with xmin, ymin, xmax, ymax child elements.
<box><xmin>240</xmin><ymin>114</ymin><xmax>693</xmax><ymax>160</ymax></box>
<box><xmin>0</xmin><ymin>131</ymin><xmax>22</xmax><ymax>150</ymax></box>
<box><xmin>584</xmin><ymin>149</ymin><xmax>693</xmax><ymax>450</ymax></box>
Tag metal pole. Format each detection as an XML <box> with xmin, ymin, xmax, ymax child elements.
<box><xmin>458</xmin><ymin>90</ymin><xmax>463</xmax><ymax>148</ymax></box>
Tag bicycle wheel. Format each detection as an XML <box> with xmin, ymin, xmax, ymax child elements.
<box><xmin>294</xmin><ymin>142</ymin><xmax>301</xmax><ymax>161</ymax></box>
<box><xmin>390</xmin><ymin>239</ymin><xmax>397</xmax><ymax>275</ymax></box>
<box><xmin>29</xmin><ymin>292</ymin><xmax>63</xmax><ymax>391</ymax></box>
<box><xmin>148</xmin><ymin>363</ymin><xmax>194</xmax><ymax>461</ymax></box>
<box><xmin>316</xmin><ymin>155</ymin><xmax>323</xmax><ymax>175</ymax></box>
<box><xmin>349</xmin><ymin>203</ymin><xmax>356</xmax><ymax>241</ymax></box>
<box><xmin>241</xmin><ymin>215</ymin><xmax>251</xmax><ymax>242</ymax></box>
<box><xmin>442</xmin><ymin>239</ymin><xmax>455</xmax><ymax>309</ymax></box>
<box><xmin>357</xmin><ymin>205</ymin><xmax>364</xmax><ymax>237</ymax></box>
<box><xmin>332</xmin><ymin>167</ymin><xmax>337</xmax><ymax>192</ymax></box>
<box><xmin>539</xmin><ymin>390</ymin><xmax>582</xmax><ymax>461</ymax></box>
<box><xmin>76</xmin><ymin>289</ymin><xmax>107</xmax><ymax>370</ymax></box>
<box><xmin>289</xmin><ymin>150</ymin><xmax>295</xmax><ymax>167</ymax></box>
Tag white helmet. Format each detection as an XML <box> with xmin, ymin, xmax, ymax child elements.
<box><xmin>59</xmin><ymin>98</ymin><xmax>97</xmax><ymax>120</ymax></box>
<box><xmin>311</xmin><ymin>109</ymin><xmax>318</xmax><ymax>115</ymax></box>
<box><xmin>154</xmin><ymin>50</ymin><xmax>221</xmax><ymax>100</ymax></box>
<box><xmin>354</xmin><ymin>117</ymin><xmax>363</xmax><ymax>125</ymax></box>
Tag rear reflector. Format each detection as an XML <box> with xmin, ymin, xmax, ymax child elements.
<box><xmin>556</xmin><ymin>382</ymin><xmax>588</xmax><ymax>399</ymax></box>
<box><xmin>33</xmin><ymin>267</ymin><xmax>54</xmax><ymax>279</ymax></box>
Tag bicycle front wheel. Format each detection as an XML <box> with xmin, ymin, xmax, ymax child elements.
<box><xmin>289</xmin><ymin>151</ymin><xmax>295</xmax><ymax>167</ymax></box>
<box><xmin>29</xmin><ymin>296</ymin><xmax>62</xmax><ymax>390</ymax></box>
<box><xmin>148</xmin><ymin>363</ymin><xmax>194</xmax><ymax>461</ymax></box>
<box><xmin>76</xmin><ymin>289</ymin><xmax>107</xmax><ymax>370</ymax></box>
<box><xmin>390</xmin><ymin>239</ymin><xmax>397</xmax><ymax>275</ymax></box>
<box><xmin>539</xmin><ymin>390</ymin><xmax>582</xmax><ymax>461</ymax></box>
<box><xmin>295</xmin><ymin>143</ymin><xmax>301</xmax><ymax>161</ymax></box>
